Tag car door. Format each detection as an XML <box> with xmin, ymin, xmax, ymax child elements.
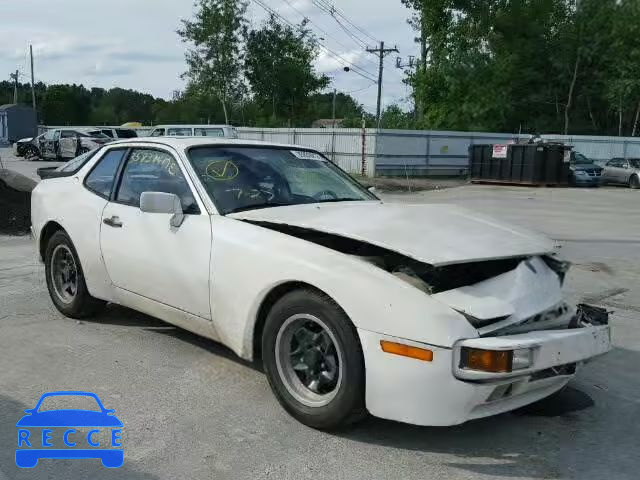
<box><xmin>39</xmin><ymin>130</ymin><xmax>56</xmax><ymax>159</ymax></box>
<box><xmin>603</xmin><ymin>159</ymin><xmax>622</xmax><ymax>183</ymax></box>
<box><xmin>99</xmin><ymin>146</ymin><xmax>212</xmax><ymax>319</ymax></box>
<box><xmin>618</xmin><ymin>159</ymin><xmax>632</xmax><ymax>184</ymax></box>
<box><xmin>58</xmin><ymin>130</ymin><xmax>78</xmax><ymax>159</ymax></box>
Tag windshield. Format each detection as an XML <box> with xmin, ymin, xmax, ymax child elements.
<box><xmin>187</xmin><ymin>146</ymin><xmax>376</xmax><ymax>214</ymax></box>
<box><xmin>629</xmin><ymin>159</ymin><xmax>640</xmax><ymax>168</ymax></box>
<box><xmin>572</xmin><ymin>153</ymin><xmax>594</xmax><ymax>165</ymax></box>
<box><xmin>80</xmin><ymin>130</ymin><xmax>111</xmax><ymax>139</ymax></box>
<box><xmin>55</xmin><ymin>149</ymin><xmax>99</xmax><ymax>173</ymax></box>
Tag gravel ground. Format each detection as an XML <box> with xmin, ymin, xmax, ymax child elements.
<box><xmin>1</xmin><ymin>157</ymin><xmax>639</xmax><ymax>479</ymax></box>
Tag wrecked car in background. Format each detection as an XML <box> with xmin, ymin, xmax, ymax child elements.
<box><xmin>31</xmin><ymin>137</ymin><xmax>611</xmax><ymax>430</ymax></box>
<box><xmin>14</xmin><ymin>133</ymin><xmax>45</xmax><ymax>158</ymax></box>
<box><xmin>34</xmin><ymin>128</ymin><xmax>111</xmax><ymax>161</ymax></box>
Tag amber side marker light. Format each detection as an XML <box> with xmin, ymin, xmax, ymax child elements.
<box><xmin>460</xmin><ymin>347</ymin><xmax>512</xmax><ymax>373</ymax></box>
<box><xmin>380</xmin><ymin>340</ymin><xmax>433</xmax><ymax>362</ymax></box>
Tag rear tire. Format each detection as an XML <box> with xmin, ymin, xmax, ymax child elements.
<box><xmin>44</xmin><ymin>230</ymin><xmax>105</xmax><ymax>318</ymax></box>
<box><xmin>262</xmin><ymin>288</ymin><xmax>367</xmax><ymax>430</ymax></box>
<box><xmin>630</xmin><ymin>174</ymin><xmax>640</xmax><ymax>189</ymax></box>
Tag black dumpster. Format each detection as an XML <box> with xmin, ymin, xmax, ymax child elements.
<box><xmin>470</xmin><ymin>143</ymin><xmax>571</xmax><ymax>186</ymax></box>
<box><xmin>0</xmin><ymin>169</ymin><xmax>36</xmax><ymax>234</ymax></box>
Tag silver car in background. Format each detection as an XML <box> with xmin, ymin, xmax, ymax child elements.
<box><xmin>602</xmin><ymin>158</ymin><xmax>640</xmax><ymax>189</ymax></box>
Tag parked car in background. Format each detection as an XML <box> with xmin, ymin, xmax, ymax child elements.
<box><xmin>14</xmin><ymin>133</ymin><xmax>45</xmax><ymax>158</ymax></box>
<box><xmin>95</xmin><ymin>127</ymin><xmax>138</xmax><ymax>139</ymax></box>
<box><xmin>148</xmin><ymin>124</ymin><xmax>238</xmax><ymax>138</ymax></box>
<box><xmin>37</xmin><ymin>149</ymin><xmax>100</xmax><ymax>180</ymax></box>
<box><xmin>602</xmin><ymin>158</ymin><xmax>640</xmax><ymax>189</ymax></box>
<box><xmin>35</xmin><ymin>128</ymin><xmax>111</xmax><ymax>161</ymax></box>
<box><xmin>569</xmin><ymin>152</ymin><xmax>603</xmax><ymax>187</ymax></box>
<box><xmin>31</xmin><ymin>137</ymin><xmax>611</xmax><ymax>430</ymax></box>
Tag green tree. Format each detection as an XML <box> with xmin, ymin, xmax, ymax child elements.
<box><xmin>178</xmin><ymin>0</ymin><xmax>248</xmax><ymax>124</ymax></box>
<box><xmin>245</xmin><ymin>15</ymin><xmax>329</xmax><ymax>126</ymax></box>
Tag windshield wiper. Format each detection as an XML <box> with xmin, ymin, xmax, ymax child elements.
<box><xmin>227</xmin><ymin>202</ymin><xmax>294</xmax><ymax>214</ymax></box>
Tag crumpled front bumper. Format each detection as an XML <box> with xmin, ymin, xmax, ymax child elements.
<box><xmin>453</xmin><ymin>324</ymin><xmax>611</xmax><ymax>381</ymax></box>
<box><xmin>358</xmin><ymin>323</ymin><xmax>611</xmax><ymax>427</ymax></box>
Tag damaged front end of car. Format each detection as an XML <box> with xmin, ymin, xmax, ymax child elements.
<box><xmin>248</xmin><ymin>220</ymin><xmax>607</xmax><ymax>330</ymax></box>
<box><xmin>248</xmin><ymin>219</ymin><xmax>610</xmax><ymax>369</ymax></box>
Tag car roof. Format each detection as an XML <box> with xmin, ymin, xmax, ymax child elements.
<box><xmin>106</xmin><ymin>137</ymin><xmax>306</xmax><ymax>150</ymax></box>
<box><xmin>152</xmin><ymin>124</ymin><xmax>234</xmax><ymax>129</ymax></box>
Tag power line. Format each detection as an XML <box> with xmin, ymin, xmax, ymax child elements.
<box><xmin>254</xmin><ymin>0</ymin><xmax>376</xmax><ymax>80</ymax></box>
<box><xmin>312</xmin><ymin>0</ymin><xmax>368</xmax><ymax>49</ymax></box>
<box><xmin>312</xmin><ymin>0</ymin><xmax>398</xmax><ymax>74</ymax></box>
<box><xmin>312</xmin><ymin>0</ymin><xmax>380</xmax><ymax>45</ymax></box>
<box><xmin>277</xmin><ymin>0</ymin><xmax>378</xmax><ymax>70</ymax></box>
<box><xmin>344</xmin><ymin>83</ymin><xmax>376</xmax><ymax>94</ymax></box>
<box><xmin>250</xmin><ymin>0</ymin><xmax>377</xmax><ymax>83</ymax></box>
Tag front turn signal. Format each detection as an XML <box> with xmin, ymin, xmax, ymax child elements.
<box><xmin>460</xmin><ymin>347</ymin><xmax>512</xmax><ymax>373</ymax></box>
<box><xmin>380</xmin><ymin>340</ymin><xmax>433</xmax><ymax>362</ymax></box>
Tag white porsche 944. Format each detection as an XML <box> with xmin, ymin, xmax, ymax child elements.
<box><xmin>31</xmin><ymin>137</ymin><xmax>611</xmax><ymax>429</ymax></box>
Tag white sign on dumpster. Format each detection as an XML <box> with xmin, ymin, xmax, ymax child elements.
<box><xmin>492</xmin><ymin>144</ymin><xmax>508</xmax><ymax>158</ymax></box>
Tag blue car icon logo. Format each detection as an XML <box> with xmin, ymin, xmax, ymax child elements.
<box><xmin>16</xmin><ymin>391</ymin><xmax>123</xmax><ymax>468</ymax></box>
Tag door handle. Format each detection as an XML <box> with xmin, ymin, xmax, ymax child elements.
<box><xmin>103</xmin><ymin>216</ymin><xmax>123</xmax><ymax>228</ymax></box>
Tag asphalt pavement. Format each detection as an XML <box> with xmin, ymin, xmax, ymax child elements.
<box><xmin>0</xmin><ymin>147</ymin><xmax>63</xmax><ymax>181</ymax></box>
<box><xmin>1</xmin><ymin>150</ymin><xmax>639</xmax><ymax>479</ymax></box>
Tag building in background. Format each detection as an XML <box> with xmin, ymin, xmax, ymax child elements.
<box><xmin>0</xmin><ymin>104</ymin><xmax>37</xmax><ymax>145</ymax></box>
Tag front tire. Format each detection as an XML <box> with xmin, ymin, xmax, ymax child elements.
<box><xmin>630</xmin><ymin>174</ymin><xmax>640</xmax><ymax>189</ymax></box>
<box><xmin>23</xmin><ymin>145</ymin><xmax>40</xmax><ymax>160</ymax></box>
<box><xmin>262</xmin><ymin>289</ymin><xmax>366</xmax><ymax>430</ymax></box>
<box><xmin>44</xmin><ymin>230</ymin><xmax>105</xmax><ymax>318</ymax></box>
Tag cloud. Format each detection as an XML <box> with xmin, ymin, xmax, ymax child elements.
<box><xmin>0</xmin><ymin>0</ymin><xmax>417</xmax><ymax>108</ymax></box>
<box><xmin>82</xmin><ymin>62</ymin><xmax>135</xmax><ymax>77</ymax></box>
<box><xmin>104</xmin><ymin>50</ymin><xmax>184</xmax><ymax>63</ymax></box>
<box><xmin>314</xmin><ymin>48</ymin><xmax>368</xmax><ymax>74</ymax></box>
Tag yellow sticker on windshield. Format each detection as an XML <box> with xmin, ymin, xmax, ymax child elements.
<box><xmin>205</xmin><ymin>160</ymin><xmax>239</xmax><ymax>181</ymax></box>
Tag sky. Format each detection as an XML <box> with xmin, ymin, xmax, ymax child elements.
<box><xmin>0</xmin><ymin>0</ymin><xmax>418</xmax><ymax>115</ymax></box>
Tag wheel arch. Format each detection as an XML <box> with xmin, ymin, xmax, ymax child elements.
<box><xmin>39</xmin><ymin>221</ymin><xmax>66</xmax><ymax>261</ymax></box>
<box><xmin>251</xmin><ymin>281</ymin><xmax>341</xmax><ymax>363</ymax></box>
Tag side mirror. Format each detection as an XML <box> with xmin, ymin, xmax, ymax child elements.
<box><xmin>140</xmin><ymin>191</ymin><xmax>184</xmax><ymax>227</ymax></box>
<box><xmin>368</xmin><ymin>186</ymin><xmax>377</xmax><ymax>194</ymax></box>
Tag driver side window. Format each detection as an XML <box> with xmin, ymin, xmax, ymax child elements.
<box><xmin>115</xmin><ymin>149</ymin><xmax>200</xmax><ymax>214</ymax></box>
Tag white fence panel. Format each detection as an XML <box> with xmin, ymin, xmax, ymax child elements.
<box><xmin>39</xmin><ymin>124</ymin><xmax>640</xmax><ymax>177</ymax></box>
<box><xmin>237</xmin><ymin>127</ymin><xmax>375</xmax><ymax>176</ymax></box>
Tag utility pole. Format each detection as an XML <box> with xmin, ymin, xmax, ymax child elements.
<box><xmin>10</xmin><ymin>70</ymin><xmax>19</xmax><ymax>103</ymax></box>
<box><xmin>366</xmin><ymin>41</ymin><xmax>399</xmax><ymax>129</ymax></box>
<box><xmin>30</xmin><ymin>45</ymin><xmax>36</xmax><ymax>110</ymax></box>
<box><xmin>331</xmin><ymin>88</ymin><xmax>337</xmax><ymax>124</ymax></box>
<box><xmin>396</xmin><ymin>56</ymin><xmax>418</xmax><ymax>120</ymax></box>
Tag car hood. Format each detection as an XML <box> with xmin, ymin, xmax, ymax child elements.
<box><xmin>229</xmin><ymin>202</ymin><xmax>555</xmax><ymax>267</ymax></box>
<box><xmin>571</xmin><ymin>163</ymin><xmax>602</xmax><ymax>171</ymax></box>
<box><xmin>16</xmin><ymin>410</ymin><xmax>123</xmax><ymax>427</ymax></box>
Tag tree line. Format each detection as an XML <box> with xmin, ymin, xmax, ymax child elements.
<box><xmin>0</xmin><ymin>80</ymin><xmax>368</xmax><ymax>128</ymax></box>
<box><xmin>402</xmin><ymin>0</ymin><xmax>640</xmax><ymax>135</ymax></box>
<box><xmin>3</xmin><ymin>0</ymin><xmax>640</xmax><ymax>135</ymax></box>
